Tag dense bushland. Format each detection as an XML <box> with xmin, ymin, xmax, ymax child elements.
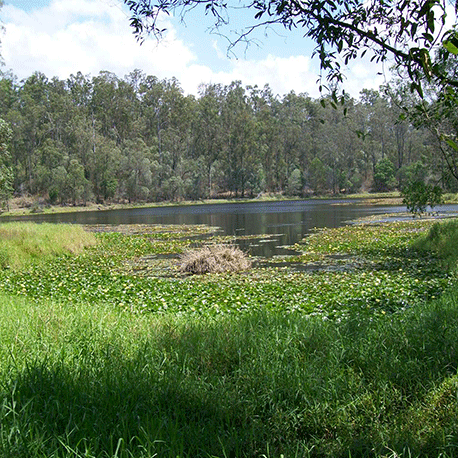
<box><xmin>0</xmin><ymin>69</ymin><xmax>452</xmax><ymax>207</ymax></box>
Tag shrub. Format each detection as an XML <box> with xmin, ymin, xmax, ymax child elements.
<box><xmin>179</xmin><ymin>244</ymin><xmax>251</xmax><ymax>275</ymax></box>
<box><xmin>401</xmin><ymin>181</ymin><xmax>443</xmax><ymax>216</ymax></box>
<box><xmin>373</xmin><ymin>157</ymin><xmax>397</xmax><ymax>192</ymax></box>
<box><xmin>414</xmin><ymin>218</ymin><xmax>458</xmax><ymax>270</ymax></box>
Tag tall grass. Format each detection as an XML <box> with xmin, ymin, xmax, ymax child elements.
<box><xmin>0</xmin><ymin>222</ymin><xmax>96</xmax><ymax>269</ymax></box>
<box><xmin>2</xmin><ymin>289</ymin><xmax>458</xmax><ymax>457</ymax></box>
<box><xmin>414</xmin><ymin>218</ymin><xmax>458</xmax><ymax>270</ymax></box>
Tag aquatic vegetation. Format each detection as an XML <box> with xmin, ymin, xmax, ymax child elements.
<box><xmin>0</xmin><ymin>219</ymin><xmax>453</xmax><ymax>319</ymax></box>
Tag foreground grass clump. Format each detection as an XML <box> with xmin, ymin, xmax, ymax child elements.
<box><xmin>179</xmin><ymin>244</ymin><xmax>252</xmax><ymax>275</ymax></box>
<box><xmin>2</xmin><ymin>291</ymin><xmax>458</xmax><ymax>457</ymax></box>
<box><xmin>414</xmin><ymin>218</ymin><xmax>458</xmax><ymax>270</ymax></box>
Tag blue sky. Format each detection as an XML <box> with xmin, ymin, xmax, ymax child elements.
<box><xmin>0</xmin><ymin>0</ymin><xmax>388</xmax><ymax>98</ymax></box>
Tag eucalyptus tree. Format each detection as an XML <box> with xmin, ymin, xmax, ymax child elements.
<box><xmin>312</xmin><ymin>95</ymin><xmax>360</xmax><ymax>193</ymax></box>
<box><xmin>193</xmin><ymin>83</ymin><xmax>225</xmax><ymax>197</ymax></box>
<box><xmin>121</xmin><ymin>138</ymin><xmax>153</xmax><ymax>202</ymax></box>
<box><xmin>221</xmin><ymin>81</ymin><xmax>258</xmax><ymax>197</ymax></box>
<box><xmin>15</xmin><ymin>72</ymin><xmax>53</xmax><ymax>193</ymax></box>
<box><xmin>87</xmin><ymin>133</ymin><xmax>122</xmax><ymax>203</ymax></box>
<box><xmin>356</xmin><ymin>89</ymin><xmax>392</xmax><ymax>176</ymax></box>
<box><xmin>0</xmin><ymin>117</ymin><xmax>13</xmax><ymax>209</ymax></box>
<box><xmin>90</xmin><ymin>71</ymin><xmax>122</xmax><ymax>141</ymax></box>
<box><xmin>90</xmin><ymin>70</ymin><xmax>142</xmax><ymax>145</ymax></box>
<box><xmin>248</xmin><ymin>84</ymin><xmax>280</xmax><ymax>192</ymax></box>
<box><xmin>0</xmin><ymin>71</ymin><xmax>19</xmax><ymax>115</ymax></box>
<box><xmin>277</xmin><ymin>91</ymin><xmax>318</xmax><ymax>193</ymax></box>
<box><xmin>138</xmin><ymin>75</ymin><xmax>192</xmax><ymax>195</ymax></box>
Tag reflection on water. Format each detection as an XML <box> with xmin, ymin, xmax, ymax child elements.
<box><xmin>3</xmin><ymin>199</ymin><xmax>458</xmax><ymax>258</ymax></box>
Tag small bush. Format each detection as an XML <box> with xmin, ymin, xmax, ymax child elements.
<box><xmin>401</xmin><ymin>181</ymin><xmax>443</xmax><ymax>216</ymax></box>
<box><xmin>414</xmin><ymin>218</ymin><xmax>458</xmax><ymax>270</ymax></box>
<box><xmin>179</xmin><ymin>244</ymin><xmax>251</xmax><ymax>275</ymax></box>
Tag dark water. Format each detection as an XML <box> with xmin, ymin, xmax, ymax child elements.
<box><xmin>3</xmin><ymin>199</ymin><xmax>458</xmax><ymax>258</ymax></box>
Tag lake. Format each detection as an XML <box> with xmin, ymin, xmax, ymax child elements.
<box><xmin>3</xmin><ymin>199</ymin><xmax>458</xmax><ymax>258</ymax></box>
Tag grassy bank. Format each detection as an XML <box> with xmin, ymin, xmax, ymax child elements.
<box><xmin>0</xmin><ymin>222</ymin><xmax>96</xmax><ymax>269</ymax></box>
<box><xmin>0</xmin><ymin>219</ymin><xmax>457</xmax><ymax>457</ymax></box>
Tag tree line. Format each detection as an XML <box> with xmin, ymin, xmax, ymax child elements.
<box><xmin>0</xmin><ymin>68</ymin><xmax>454</xmax><ymax>207</ymax></box>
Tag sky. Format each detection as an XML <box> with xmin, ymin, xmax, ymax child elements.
<box><xmin>0</xmin><ymin>0</ymin><xmax>389</xmax><ymax>98</ymax></box>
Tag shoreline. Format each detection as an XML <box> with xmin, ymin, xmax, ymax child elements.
<box><xmin>0</xmin><ymin>192</ymin><xmax>407</xmax><ymax>218</ymax></box>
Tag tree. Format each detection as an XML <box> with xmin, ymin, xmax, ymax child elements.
<box><xmin>124</xmin><ymin>0</ymin><xmax>458</xmax><ymax>97</ymax></box>
<box><xmin>401</xmin><ymin>181</ymin><xmax>443</xmax><ymax>217</ymax></box>
<box><xmin>0</xmin><ymin>118</ymin><xmax>14</xmax><ymax>210</ymax></box>
<box><xmin>193</xmin><ymin>83</ymin><xmax>225</xmax><ymax>198</ymax></box>
<box><xmin>0</xmin><ymin>0</ymin><xmax>4</xmax><ymax>65</ymax></box>
<box><xmin>373</xmin><ymin>157</ymin><xmax>396</xmax><ymax>192</ymax></box>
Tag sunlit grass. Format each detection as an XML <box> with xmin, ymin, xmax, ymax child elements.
<box><xmin>414</xmin><ymin>218</ymin><xmax>458</xmax><ymax>270</ymax></box>
<box><xmin>0</xmin><ymin>222</ymin><xmax>96</xmax><ymax>270</ymax></box>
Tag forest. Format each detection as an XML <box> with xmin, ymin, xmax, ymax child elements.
<box><xmin>0</xmin><ymin>67</ymin><xmax>456</xmax><ymax>207</ymax></box>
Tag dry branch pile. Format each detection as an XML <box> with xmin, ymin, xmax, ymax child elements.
<box><xmin>179</xmin><ymin>244</ymin><xmax>251</xmax><ymax>275</ymax></box>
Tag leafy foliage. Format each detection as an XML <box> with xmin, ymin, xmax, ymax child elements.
<box><xmin>124</xmin><ymin>0</ymin><xmax>457</xmax><ymax>97</ymax></box>
<box><xmin>373</xmin><ymin>157</ymin><xmax>396</xmax><ymax>192</ymax></box>
<box><xmin>401</xmin><ymin>181</ymin><xmax>443</xmax><ymax>216</ymax></box>
<box><xmin>0</xmin><ymin>118</ymin><xmax>13</xmax><ymax>209</ymax></box>
<box><xmin>0</xmin><ymin>67</ymin><xmax>452</xmax><ymax>203</ymax></box>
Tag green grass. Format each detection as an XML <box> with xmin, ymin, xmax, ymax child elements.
<box><xmin>2</xmin><ymin>292</ymin><xmax>458</xmax><ymax>457</ymax></box>
<box><xmin>0</xmin><ymin>219</ymin><xmax>457</xmax><ymax>457</ymax></box>
<box><xmin>0</xmin><ymin>222</ymin><xmax>96</xmax><ymax>269</ymax></box>
<box><xmin>414</xmin><ymin>219</ymin><xmax>458</xmax><ymax>270</ymax></box>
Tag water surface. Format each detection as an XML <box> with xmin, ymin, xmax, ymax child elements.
<box><xmin>3</xmin><ymin>199</ymin><xmax>458</xmax><ymax>258</ymax></box>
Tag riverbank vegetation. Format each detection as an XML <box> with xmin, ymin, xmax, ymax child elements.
<box><xmin>0</xmin><ymin>67</ymin><xmax>456</xmax><ymax>211</ymax></box>
<box><xmin>0</xmin><ymin>218</ymin><xmax>457</xmax><ymax>457</ymax></box>
<box><xmin>0</xmin><ymin>222</ymin><xmax>96</xmax><ymax>269</ymax></box>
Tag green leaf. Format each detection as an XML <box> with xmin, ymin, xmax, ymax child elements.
<box><xmin>445</xmin><ymin>137</ymin><xmax>458</xmax><ymax>152</ymax></box>
<box><xmin>443</xmin><ymin>40</ymin><xmax>458</xmax><ymax>55</ymax></box>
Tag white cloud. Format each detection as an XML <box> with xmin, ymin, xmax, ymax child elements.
<box><xmin>345</xmin><ymin>59</ymin><xmax>389</xmax><ymax>97</ymax></box>
<box><xmin>2</xmin><ymin>0</ymin><xmax>198</xmax><ymax>83</ymax></box>
<box><xmin>1</xmin><ymin>0</ymin><xmax>391</xmax><ymax>98</ymax></box>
